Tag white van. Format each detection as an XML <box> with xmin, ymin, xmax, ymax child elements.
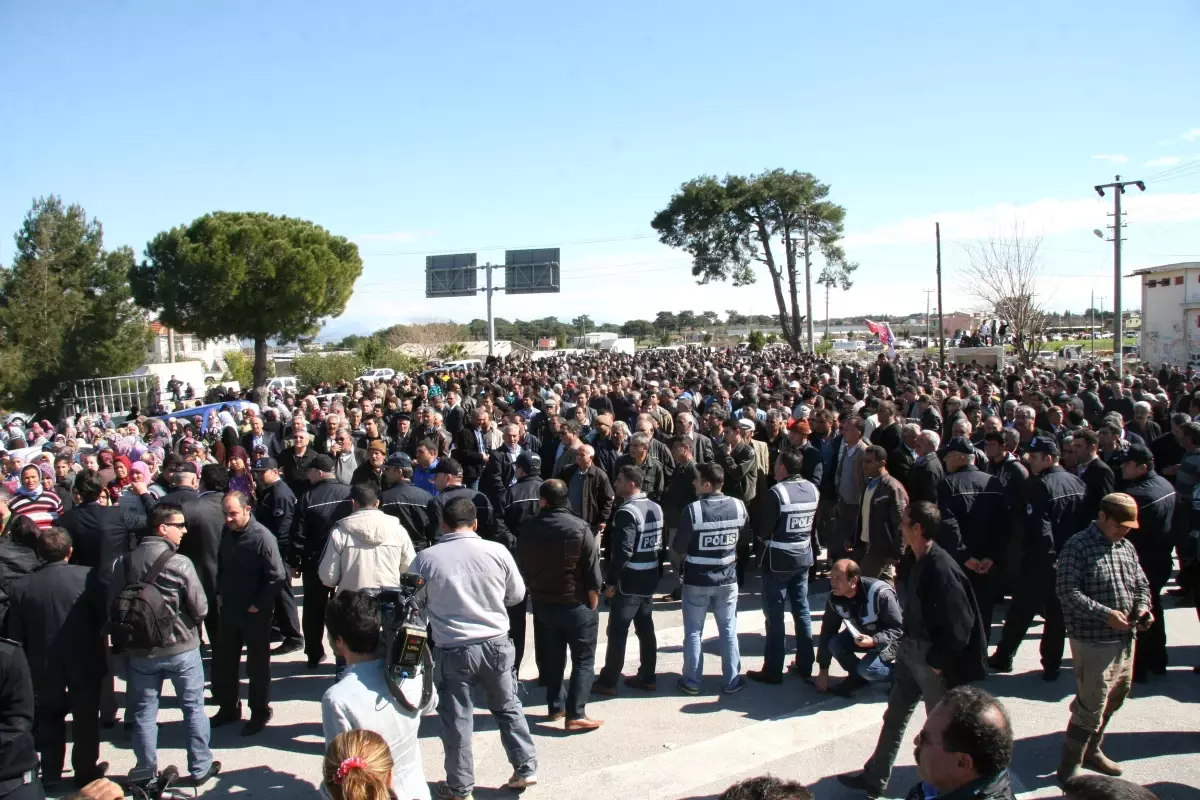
<box><xmin>831</xmin><ymin>340</ymin><xmax>865</xmax><ymax>353</ymax></box>
<box><xmin>266</xmin><ymin>377</ymin><xmax>297</xmax><ymax>393</ymax></box>
<box><xmin>443</xmin><ymin>359</ymin><xmax>483</xmax><ymax>373</ymax></box>
<box><xmin>359</xmin><ymin>368</ymin><xmax>397</xmax><ymax>383</ymax></box>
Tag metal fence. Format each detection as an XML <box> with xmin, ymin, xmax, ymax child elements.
<box><xmin>67</xmin><ymin>374</ymin><xmax>160</xmax><ymax>417</ymax></box>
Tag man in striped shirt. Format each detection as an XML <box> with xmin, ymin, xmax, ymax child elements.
<box><xmin>8</xmin><ymin>464</ymin><xmax>63</xmax><ymax>530</ymax></box>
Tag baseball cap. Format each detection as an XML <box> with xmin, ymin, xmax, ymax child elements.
<box><xmin>1101</xmin><ymin>492</ymin><xmax>1140</xmax><ymax>528</ymax></box>
<box><xmin>309</xmin><ymin>454</ymin><xmax>336</xmax><ymax>472</ymax></box>
<box><xmin>434</xmin><ymin>457</ymin><xmax>463</xmax><ymax>476</ymax></box>
<box><xmin>1025</xmin><ymin>436</ymin><xmax>1060</xmax><ymax>457</ymax></box>
<box><xmin>1113</xmin><ymin>443</ymin><xmax>1153</xmax><ymax>467</ymax></box>
<box><xmin>385</xmin><ymin>452</ymin><xmax>412</xmax><ymax>469</ymax></box>
<box><xmin>252</xmin><ymin>456</ymin><xmax>279</xmax><ymax>472</ymax></box>
<box><xmin>515</xmin><ymin>451</ymin><xmax>542</xmax><ymax>474</ymax></box>
<box><xmin>176</xmin><ymin>462</ymin><xmax>199</xmax><ymax>475</ymax></box>
<box><xmin>945</xmin><ymin>436</ymin><xmax>975</xmax><ymax>455</ymax></box>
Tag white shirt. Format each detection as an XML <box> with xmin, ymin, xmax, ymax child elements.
<box><xmin>322</xmin><ymin>660</ymin><xmax>436</xmax><ymax>800</ymax></box>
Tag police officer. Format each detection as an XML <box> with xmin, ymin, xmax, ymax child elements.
<box><xmin>289</xmin><ymin>454</ymin><xmax>353</xmax><ymax>668</ymax></box>
<box><xmin>378</xmin><ymin>452</ymin><xmax>434</xmax><ymax>551</ymax></box>
<box><xmin>251</xmin><ymin>457</ymin><xmax>302</xmax><ymax>656</ymax></box>
<box><xmin>425</xmin><ymin>458</ymin><xmax>511</xmax><ymax>548</ymax></box>
<box><xmin>502</xmin><ymin>452</ymin><xmax>543</xmax><ymax>675</ymax></box>
<box><xmin>937</xmin><ymin>436</ymin><xmax>1005</xmax><ymax>635</ymax></box>
<box><xmin>0</xmin><ymin>638</ymin><xmax>41</xmax><ymax>800</ymax></box>
<box><xmin>990</xmin><ymin>436</ymin><xmax>1086</xmax><ymax>679</ymax></box>
<box><xmin>1114</xmin><ymin>443</ymin><xmax>1176</xmax><ymax>682</ymax></box>
<box><xmin>982</xmin><ymin>430</ymin><xmax>1028</xmax><ymax>599</ymax></box>
<box><xmin>748</xmin><ymin>450</ymin><xmax>819</xmax><ymax>684</ymax></box>
<box><xmin>670</xmin><ymin>462</ymin><xmax>751</xmax><ymax>695</ymax></box>
<box><xmin>593</xmin><ymin>465</ymin><xmax>663</xmax><ymax>695</ymax></box>
<box><xmin>502</xmin><ymin>453</ymin><xmax>544</xmax><ymax>537</ymax></box>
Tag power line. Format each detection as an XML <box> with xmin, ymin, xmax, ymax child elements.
<box><xmin>357</xmin><ymin>233</ymin><xmax>655</xmax><ymax>257</ymax></box>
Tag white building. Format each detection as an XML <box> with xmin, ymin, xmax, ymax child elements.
<box><xmin>147</xmin><ymin>322</ymin><xmax>243</xmax><ymax>375</ymax></box>
<box><xmin>1129</xmin><ymin>262</ymin><xmax>1200</xmax><ymax>368</ymax></box>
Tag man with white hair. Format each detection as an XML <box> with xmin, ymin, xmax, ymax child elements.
<box><xmin>907</xmin><ymin>430</ymin><xmax>943</xmax><ymax>506</ymax></box>
<box><xmin>556</xmin><ymin>444</ymin><xmax>614</xmax><ymax>537</ymax></box>
<box><xmin>675</xmin><ymin>412</ymin><xmax>713</xmax><ymax>464</ymax></box>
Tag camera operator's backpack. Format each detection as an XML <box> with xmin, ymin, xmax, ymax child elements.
<box><xmin>110</xmin><ymin>549</ymin><xmax>177</xmax><ymax>650</ymax></box>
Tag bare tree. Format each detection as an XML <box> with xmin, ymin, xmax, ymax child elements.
<box><xmin>384</xmin><ymin>320</ymin><xmax>464</xmax><ymax>360</ymax></box>
<box><xmin>960</xmin><ymin>226</ymin><xmax>1046</xmax><ymax>363</ymax></box>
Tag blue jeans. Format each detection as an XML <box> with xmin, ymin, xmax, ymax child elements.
<box><xmin>761</xmin><ymin>569</ymin><xmax>813</xmax><ymax>678</ymax></box>
<box><xmin>681</xmin><ymin>582</ymin><xmax>740</xmax><ymax>689</ymax></box>
<box><xmin>829</xmin><ymin>629</ymin><xmax>893</xmax><ymax>682</ymax></box>
<box><xmin>126</xmin><ymin>647</ymin><xmax>213</xmax><ymax>781</ymax></box>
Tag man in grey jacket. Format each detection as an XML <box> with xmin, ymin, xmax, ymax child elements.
<box><xmin>411</xmin><ymin>497</ymin><xmax>537</xmax><ymax>800</ymax></box>
<box><xmin>109</xmin><ymin>503</ymin><xmax>220</xmax><ymax>787</ymax></box>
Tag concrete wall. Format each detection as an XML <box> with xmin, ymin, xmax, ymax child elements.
<box><xmin>1141</xmin><ymin>268</ymin><xmax>1187</xmax><ymax>368</ymax></box>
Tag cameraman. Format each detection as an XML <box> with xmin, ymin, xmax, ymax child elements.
<box><xmin>322</xmin><ymin>590</ymin><xmax>434</xmax><ymax>800</ymax></box>
<box><xmin>410</xmin><ymin>497</ymin><xmax>537</xmax><ymax>800</ymax></box>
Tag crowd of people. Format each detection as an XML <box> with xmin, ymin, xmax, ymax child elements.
<box><xmin>0</xmin><ymin>342</ymin><xmax>1196</xmax><ymax>800</ymax></box>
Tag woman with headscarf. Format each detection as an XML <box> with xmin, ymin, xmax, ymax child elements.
<box><xmin>225</xmin><ymin>445</ymin><xmax>255</xmax><ymax>501</ymax></box>
<box><xmin>96</xmin><ymin>450</ymin><xmax>117</xmax><ymax>488</ymax></box>
<box><xmin>107</xmin><ymin>455</ymin><xmax>135</xmax><ymax>503</ymax></box>
<box><xmin>214</xmin><ymin>425</ymin><xmax>239</xmax><ymax>467</ymax></box>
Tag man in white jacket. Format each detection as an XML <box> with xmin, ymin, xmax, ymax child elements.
<box><xmin>319</xmin><ymin>482</ymin><xmax>417</xmax><ymax>594</ymax></box>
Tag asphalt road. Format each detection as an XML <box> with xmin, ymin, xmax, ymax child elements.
<box><xmin>71</xmin><ymin>570</ymin><xmax>1200</xmax><ymax>799</ymax></box>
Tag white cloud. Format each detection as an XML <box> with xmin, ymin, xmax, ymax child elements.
<box><xmin>843</xmin><ymin>192</ymin><xmax>1200</xmax><ymax>248</ymax></box>
<box><xmin>1092</xmin><ymin>154</ymin><xmax>1129</xmax><ymax>164</ymax></box>
<box><xmin>1183</xmin><ymin>128</ymin><xmax>1200</xmax><ymax>143</ymax></box>
<box><xmin>1146</xmin><ymin>156</ymin><xmax>1182</xmax><ymax>167</ymax></box>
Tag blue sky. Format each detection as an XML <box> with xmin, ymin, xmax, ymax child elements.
<box><xmin>2</xmin><ymin>1</ymin><xmax>1199</xmax><ymax>339</ymax></box>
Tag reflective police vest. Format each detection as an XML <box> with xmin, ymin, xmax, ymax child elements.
<box><xmin>615</xmin><ymin>493</ymin><xmax>664</xmax><ymax>597</ymax></box>
<box><xmin>683</xmin><ymin>493</ymin><xmax>748</xmax><ymax>587</ymax></box>
<box><xmin>761</xmin><ymin>477</ymin><xmax>818</xmax><ymax>573</ymax></box>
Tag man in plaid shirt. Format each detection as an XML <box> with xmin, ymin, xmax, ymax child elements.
<box><xmin>1054</xmin><ymin>493</ymin><xmax>1151</xmax><ymax>785</ymax></box>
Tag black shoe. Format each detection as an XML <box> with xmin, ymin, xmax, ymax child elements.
<box><xmin>306</xmin><ymin>653</ymin><xmax>327</xmax><ymax>669</ymax></box>
<box><xmin>836</xmin><ymin>771</ymin><xmax>880</xmax><ymax>799</ymax></box>
<box><xmin>73</xmin><ymin>762</ymin><xmax>109</xmax><ymax>788</ymax></box>
<box><xmin>241</xmin><ymin>708</ymin><xmax>273</xmax><ymax>736</ymax></box>
<box><xmin>987</xmin><ymin>653</ymin><xmax>1013</xmax><ymax>673</ymax></box>
<box><xmin>746</xmin><ymin>670</ymin><xmax>783</xmax><ymax>685</ymax></box>
<box><xmin>1043</xmin><ymin>668</ymin><xmax>1060</xmax><ymax>681</ymax></box>
<box><xmin>591</xmin><ymin>681</ymin><xmax>617</xmax><ymax>696</ymax></box>
<box><xmin>273</xmin><ymin>638</ymin><xmax>303</xmax><ymax>656</ymax></box>
<box><xmin>210</xmin><ymin>706</ymin><xmax>242</xmax><ymax>727</ymax></box>
<box><xmin>187</xmin><ymin>760</ymin><xmax>222</xmax><ymax>787</ymax></box>
<box><xmin>833</xmin><ymin>675</ymin><xmax>869</xmax><ymax>698</ymax></box>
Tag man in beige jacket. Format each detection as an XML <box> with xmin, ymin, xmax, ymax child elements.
<box><xmin>319</xmin><ymin>482</ymin><xmax>417</xmax><ymax>595</ymax></box>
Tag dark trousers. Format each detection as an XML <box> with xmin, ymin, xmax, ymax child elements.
<box><xmin>507</xmin><ymin>594</ymin><xmax>528</xmax><ymax>671</ymax></box>
<box><xmin>272</xmin><ymin>580</ymin><xmax>302</xmax><ymax>642</ymax></box>
<box><xmin>995</xmin><ymin>564</ymin><xmax>1065</xmax><ymax>671</ymax></box>
<box><xmin>1134</xmin><ymin>565</ymin><xmax>1169</xmax><ymax>675</ymax></box>
<box><xmin>735</xmin><ymin>539</ymin><xmax>751</xmax><ymax>586</ymax></box>
<box><xmin>0</xmin><ymin>782</ymin><xmax>46</xmax><ymax>800</ymax></box>
<box><xmin>966</xmin><ymin>569</ymin><xmax>996</xmax><ymax>646</ymax></box>
<box><xmin>532</xmin><ymin>600</ymin><xmax>599</xmax><ymax>720</ymax></box>
<box><xmin>33</xmin><ymin>682</ymin><xmax>100</xmax><ymax>782</ymax></box>
<box><xmin>211</xmin><ymin>610</ymin><xmax>272</xmax><ymax>716</ymax></box>
<box><xmin>597</xmin><ymin>591</ymin><xmax>656</xmax><ymax>685</ymax></box>
<box><xmin>302</xmin><ymin>566</ymin><xmax>332</xmax><ymax>660</ymax></box>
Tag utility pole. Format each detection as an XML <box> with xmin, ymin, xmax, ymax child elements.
<box><xmin>824</xmin><ymin>279</ymin><xmax>831</xmax><ymax>344</ymax></box>
<box><xmin>1094</xmin><ymin>175</ymin><xmax>1146</xmax><ymax>377</ymax></box>
<box><xmin>1090</xmin><ymin>289</ymin><xmax>1095</xmax><ymax>359</ymax></box>
<box><xmin>923</xmin><ymin>289</ymin><xmax>935</xmax><ymax>354</ymax></box>
<box><xmin>803</xmin><ymin>216</ymin><xmax>814</xmax><ymax>353</ymax></box>
<box><xmin>484</xmin><ymin>262</ymin><xmax>495</xmax><ymax>358</ymax></box>
<box><xmin>936</xmin><ymin>222</ymin><xmax>945</xmax><ymax>368</ymax></box>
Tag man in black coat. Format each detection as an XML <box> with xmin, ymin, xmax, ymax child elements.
<box><xmin>481</xmin><ymin>423</ymin><xmax>525</xmax><ymax>512</ymax></box>
<box><xmin>0</xmin><ymin>636</ymin><xmax>41</xmax><ymax>799</ymax></box>
<box><xmin>451</xmin><ymin>408</ymin><xmax>493</xmax><ymax>489</ymax></box>
<box><xmin>906</xmin><ymin>430</ymin><xmax>944</xmax><ymax>506</ymax></box>
<box><xmin>502</xmin><ymin>453</ymin><xmax>544</xmax><ymax>540</ymax></box>
<box><xmin>1115</xmin><ymin>444</ymin><xmax>1176</xmax><ymax>682</ymax></box>
<box><xmin>887</xmin><ymin>423</ymin><xmax>920</xmax><ymax>490</ymax></box>
<box><xmin>241</xmin><ymin>415</ymin><xmax>283</xmax><ymax>461</ymax></box>
<box><xmin>6</xmin><ymin>529</ymin><xmax>108</xmax><ymax>787</ymax></box>
<box><xmin>837</xmin><ymin>501</ymin><xmax>986</xmax><ymax>799</ymax></box>
<box><xmin>379</xmin><ymin>453</ymin><xmax>435</xmax><ymax>552</ymax></box>
<box><xmin>1071</xmin><ymin>429</ymin><xmax>1114</xmax><ymax>521</ymax></box>
<box><xmin>159</xmin><ymin>463</ymin><xmax>225</xmax><ymax>641</ymax></box>
<box><xmin>251</xmin><ymin>457</ymin><xmax>302</xmax><ymax>655</ymax></box>
<box><xmin>425</xmin><ymin>458</ymin><xmax>510</xmax><ymax>548</ymax></box>
<box><xmin>59</xmin><ymin>470</ymin><xmax>136</xmax><ymax>587</ymax></box>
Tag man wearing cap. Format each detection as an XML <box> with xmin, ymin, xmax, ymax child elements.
<box><xmin>289</xmin><ymin>453</ymin><xmax>353</xmax><ymax>668</ymax></box>
<box><xmin>379</xmin><ymin>452</ymin><xmax>435</xmax><ymax>552</ymax></box>
<box><xmin>351</xmin><ymin>440</ymin><xmax>389</xmax><ymax>491</ymax></box>
<box><xmin>937</xmin><ymin>436</ymin><xmax>1005</xmax><ymax>632</ymax></box>
<box><xmin>251</xmin><ymin>457</ymin><xmax>302</xmax><ymax>655</ymax></box>
<box><xmin>426</xmin><ymin>458</ymin><xmax>511</xmax><ymax>548</ymax></box>
<box><xmin>990</xmin><ymin>436</ymin><xmax>1086</xmax><ymax>679</ymax></box>
<box><xmin>786</xmin><ymin>417</ymin><xmax>823</xmax><ymax>486</ymax></box>
<box><xmin>1054</xmin><ymin>493</ymin><xmax>1152</xmax><ymax>782</ymax></box>
<box><xmin>1113</xmin><ymin>444</ymin><xmax>1175</xmax><ymax>683</ymax></box>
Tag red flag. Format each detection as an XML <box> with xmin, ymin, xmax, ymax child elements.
<box><xmin>865</xmin><ymin>319</ymin><xmax>883</xmax><ymax>335</ymax></box>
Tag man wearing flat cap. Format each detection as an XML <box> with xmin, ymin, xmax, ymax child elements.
<box><xmin>1054</xmin><ymin>493</ymin><xmax>1152</xmax><ymax>783</ymax></box>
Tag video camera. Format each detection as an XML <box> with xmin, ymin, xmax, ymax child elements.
<box><xmin>364</xmin><ymin>573</ymin><xmax>433</xmax><ymax>711</ymax></box>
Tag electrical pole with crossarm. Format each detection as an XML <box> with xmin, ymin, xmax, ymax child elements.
<box><xmin>1094</xmin><ymin>175</ymin><xmax>1145</xmax><ymax>378</ymax></box>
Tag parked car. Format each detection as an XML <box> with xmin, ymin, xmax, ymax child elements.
<box><xmin>359</xmin><ymin>368</ymin><xmax>397</xmax><ymax>383</ymax></box>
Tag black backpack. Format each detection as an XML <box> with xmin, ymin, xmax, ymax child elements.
<box><xmin>109</xmin><ymin>549</ymin><xmax>177</xmax><ymax>650</ymax></box>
